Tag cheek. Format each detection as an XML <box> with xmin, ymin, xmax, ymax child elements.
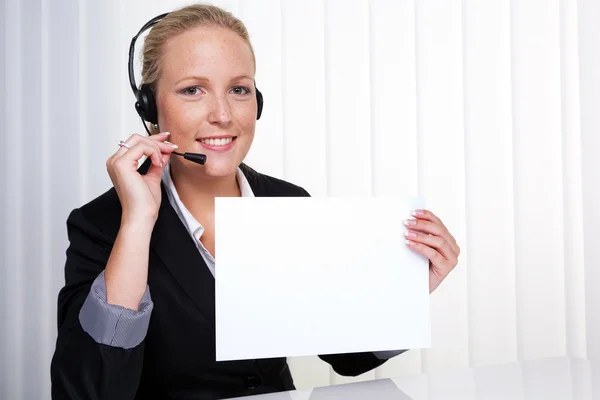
<box><xmin>160</xmin><ymin>98</ymin><xmax>202</xmax><ymax>129</ymax></box>
<box><xmin>233</xmin><ymin>102</ymin><xmax>257</xmax><ymax>133</ymax></box>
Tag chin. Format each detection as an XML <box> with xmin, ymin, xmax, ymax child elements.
<box><xmin>200</xmin><ymin>160</ymin><xmax>240</xmax><ymax>178</ymax></box>
<box><xmin>190</xmin><ymin>136</ymin><xmax>252</xmax><ymax>177</ymax></box>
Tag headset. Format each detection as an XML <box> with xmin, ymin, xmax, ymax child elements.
<box><xmin>128</xmin><ymin>12</ymin><xmax>264</xmax><ymax>153</ymax></box>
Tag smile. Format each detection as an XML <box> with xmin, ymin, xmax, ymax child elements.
<box><xmin>196</xmin><ymin>136</ymin><xmax>237</xmax><ymax>152</ymax></box>
<box><xmin>198</xmin><ymin>137</ymin><xmax>235</xmax><ymax>146</ymax></box>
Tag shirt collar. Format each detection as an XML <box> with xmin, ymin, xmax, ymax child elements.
<box><xmin>162</xmin><ymin>162</ymin><xmax>254</xmax><ymax>240</ymax></box>
<box><xmin>236</xmin><ymin>166</ymin><xmax>254</xmax><ymax>198</ymax></box>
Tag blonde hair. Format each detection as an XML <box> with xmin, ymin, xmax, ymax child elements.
<box><xmin>140</xmin><ymin>3</ymin><xmax>256</xmax><ymax>133</ymax></box>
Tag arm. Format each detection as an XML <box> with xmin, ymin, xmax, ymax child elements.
<box><xmin>318</xmin><ymin>353</ymin><xmax>388</xmax><ymax>377</ymax></box>
<box><xmin>372</xmin><ymin>350</ymin><xmax>408</xmax><ymax>359</ymax></box>
<box><xmin>318</xmin><ymin>350</ymin><xmax>408</xmax><ymax>377</ymax></box>
<box><xmin>50</xmin><ymin>208</ymin><xmax>153</xmax><ymax>400</ymax></box>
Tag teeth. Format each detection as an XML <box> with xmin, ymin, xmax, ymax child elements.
<box><xmin>200</xmin><ymin>137</ymin><xmax>233</xmax><ymax>146</ymax></box>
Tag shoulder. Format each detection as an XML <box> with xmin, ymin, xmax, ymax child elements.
<box><xmin>240</xmin><ymin>163</ymin><xmax>310</xmax><ymax>197</ymax></box>
<box><xmin>67</xmin><ymin>161</ymin><xmax>152</xmax><ymax>241</ymax></box>
<box><xmin>67</xmin><ymin>186</ymin><xmax>123</xmax><ymax>243</ymax></box>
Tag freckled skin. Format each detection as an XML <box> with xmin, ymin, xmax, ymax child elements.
<box><xmin>155</xmin><ymin>26</ymin><xmax>257</xmax><ymax>178</ymax></box>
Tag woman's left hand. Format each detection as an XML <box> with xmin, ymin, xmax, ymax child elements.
<box><xmin>403</xmin><ymin>209</ymin><xmax>460</xmax><ymax>293</ymax></box>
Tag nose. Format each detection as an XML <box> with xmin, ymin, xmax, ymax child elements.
<box><xmin>207</xmin><ymin>94</ymin><xmax>232</xmax><ymax>125</ymax></box>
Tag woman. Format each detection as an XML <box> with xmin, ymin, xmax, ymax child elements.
<box><xmin>50</xmin><ymin>4</ymin><xmax>460</xmax><ymax>399</ymax></box>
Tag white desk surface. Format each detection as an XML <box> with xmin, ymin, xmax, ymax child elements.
<box><xmin>228</xmin><ymin>356</ymin><xmax>598</xmax><ymax>400</ymax></box>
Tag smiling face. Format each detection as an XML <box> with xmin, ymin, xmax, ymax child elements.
<box><xmin>154</xmin><ymin>25</ymin><xmax>257</xmax><ymax>177</ymax></box>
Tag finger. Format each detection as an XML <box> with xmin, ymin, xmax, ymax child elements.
<box><xmin>116</xmin><ymin>141</ymin><xmax>164</xmax><ymax>169</ymax></box>
<box><xmin>111</xmin><ymin>132</ymin><xmax>173</xmax><ymax>161</ymax></box>
<box><xmin>404</xmin><ymin>229</ymin><xmax>457</xmax><ymax>264</ymax></box>
<box><xmin>403</xmin><ymin>218</ymin><xmax>459</xmax><ymax>255</ymax></box>
<box><xmin>140</xmin><ymin>133</ymin><xmax>178</xmax><ymax>155</ymax></box>
<box><xmin>111</xmin><ymin>133</ymin><xmax>147</xmax><ymax>160</ymax></box>
<box><xmin>159</xmin><ymin>140</ymin><xmax>179</xmax><ymax>153</ymax></box>
<box><xmin>411</xmin><ymin>209</ymin><xmax>459</xmax><ymax>249</ymax></box>
<box><xmin>403</xmin><ymin>218</ymin><xmax>445</xmax><ymax>237</ymax></box>
<box><xmin>145</xmin><ymin>151</ymin><xmax>173</xmax><ymax>180</ymax></box>
<box><xmin>118</xmin><ymin>136</ymin><xmax>177</xmax><ymax>166</ymax></box>
<box><xmin>405</xmin><ymin>240</ymin><xmax>449</xmax><ymax>272</ymax></box>
<box><xmin>412</xmin><ymin>209</ymin><xmax>448</xmax><ymax>231</ymax></box>
<box><xmin>147</xmin><ymin>131</ymin><xmax>172</xmax><ymax>144</ymax></box>
<box><xmin>123</xmin><ymin>141</ymin><xmax>163</xmax><ymax>168</ymax></box>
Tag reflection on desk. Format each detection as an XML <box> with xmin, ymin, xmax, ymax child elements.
<box><xmin>229</xmin><ymin>379</ymin><xmax>410</xmax><ymax>400</ymax></box>
<box><xmin>230</xmin><ymin>356</ymin><xmax>597</xmax><ymax>400</ymax></box>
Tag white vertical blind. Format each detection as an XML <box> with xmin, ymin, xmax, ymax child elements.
<box><xmin>5</xmin><ymin>0</ymin><xmax>25</xmax><ymax>398</ymax></box>
<box><xmin>2</xmin><ymin>0</ymin><xmax>599</xmax><ymax>398</ymax></box>
<box><xmin>0</xmin><ymin>0</ymin><xmax>5</xmax><ymax>390</ymax></box>
<box><xmin>323</xmin><ymin>0</ymin><xmax>372</xmax><ymax>198</ymax></box>
<box><xmin>463</xmin><ymin>0</ymin><xmax>517</xmax><ymax>367</ymax></box>
<box><xmin>512</xmin><ymin>0</ymin><xmax>566</xmax><ymax>361</ymax></box>
<box><xmin>21</xmin><ymin>2</ymin><xmax>44</xmax><ymax>399</ymax></box>
<box><xmin>578</xmin><ymin>0</ymin><xmax>600</xmax><ymax>395</ymax></box>
<box><xmin>561</xmin><ymin>0</ymin><xmax>586</xmax><ymax>361</ymax></box>
<box><xmin>277</xmin><ymin>0</ymin><xmax>328</xmax><ymax>197</ymax></box>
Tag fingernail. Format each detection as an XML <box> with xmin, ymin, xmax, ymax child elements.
<box><xmin>403</xmin><ymin>218</ymin><xmax>417</xmax><ymax>226</ymax></box>
<box><xmin>404</xmin><ymin>230</ymin><xmax>417</xmax><ymax>238</ymax></box>
<box><xmin>164</xmin><ymin>141</ymin><xmax>178</xmax><ymax>148</ymax></box>
<box><xmin>406</xmin><ymin>239</ymin><xmax>416</xmax><ymax>246</ymax></box>
<box><xmin>161</xmin><ymin>131</ymin><xmax>170</xmax><ymax>136</ymax></box>
<box><xmin>412</xmin><ymin>209</ymin><xmax>424</xmax><ymax>217</ymax></box>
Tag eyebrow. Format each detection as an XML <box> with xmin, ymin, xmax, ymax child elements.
<box><xmin>174</xmin><ymin>75</ymin><xmax>254</xmax><ymax>85</ymax></box>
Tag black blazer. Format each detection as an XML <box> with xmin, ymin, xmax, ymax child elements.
<box><xmin>50</xmin><ymin>162</ymin><xmax>390</xmax><ymax>400</ymax></box>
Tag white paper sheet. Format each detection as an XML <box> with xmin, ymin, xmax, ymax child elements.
<box><xmin>215</xmin><ymin>197</ymin><xmax>431</xmax><ymax>361</ymax></box>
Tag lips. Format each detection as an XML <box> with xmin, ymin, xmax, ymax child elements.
<box><xmin>198</xmin><ymin>137</ymin><xmax>234</xmax><ymax>147</ymax></box>
<box><xmin>196</xmin><ymin>136</ymin><xmax>237</xmax><ymax>152</ymax></box>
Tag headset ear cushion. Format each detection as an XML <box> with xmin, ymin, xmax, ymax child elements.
<box><xmin>256</xmin><ymin>88</ymin><xmax>263</xmax><ymax>120</ymax></box>
<box><xmin>136</xmin><ymin>84</ymin><xmax>158</xmax><ymax>124</ymax></box>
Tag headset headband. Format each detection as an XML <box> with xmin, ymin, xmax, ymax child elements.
<box><xmin>128</xmin><ymin>13</ymin><xmax>170</xmax><ymax>97</ymax></box>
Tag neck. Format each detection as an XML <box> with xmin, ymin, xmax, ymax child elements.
<box><xmin>169</xmin><ymin>160</ymin><xmax>241</xmax><ymax>212</ymax></box>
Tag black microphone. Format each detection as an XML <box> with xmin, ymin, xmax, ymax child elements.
<box><xmin>172</xmin><ymin>151</ymin><xmax>207</xmax><ymax>165</ymax></box>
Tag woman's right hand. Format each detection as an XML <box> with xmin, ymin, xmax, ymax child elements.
<box><xmin>106</xmin><ymin>132</ymin><xmax>178</xmax><ymax>225</ymax></box>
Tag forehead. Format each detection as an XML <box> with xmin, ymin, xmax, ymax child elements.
<box><xmin>159</xmin><ymin>26</ymin><xmax>255</xmax><ymax>81</ymax></box>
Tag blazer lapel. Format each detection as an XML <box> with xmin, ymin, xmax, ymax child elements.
<box><xmin>150</xmin><ymin>184</ymin><xmax>216</xmax><ymax>323</ymax></box>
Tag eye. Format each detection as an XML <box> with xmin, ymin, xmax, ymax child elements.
<box><xmin>231</xmin><ymin>86</ymin><xmax>251</xmax><ymax>95</ymax></box>
<box><xmin>181</xmin><ymin>86</ymin><xmax>202</xmax><ymax>96</ymax></box>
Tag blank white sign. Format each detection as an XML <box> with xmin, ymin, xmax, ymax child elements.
<box><xmin>215</xmin><ymin>197</ymin><xmax>431</xmax><ymax>361</ymax></box>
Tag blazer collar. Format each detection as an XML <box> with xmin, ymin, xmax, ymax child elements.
<box><xmin>239</xmin><ymin>162</ymin><xmax>269</xmax><ymax>196</ymax></box>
